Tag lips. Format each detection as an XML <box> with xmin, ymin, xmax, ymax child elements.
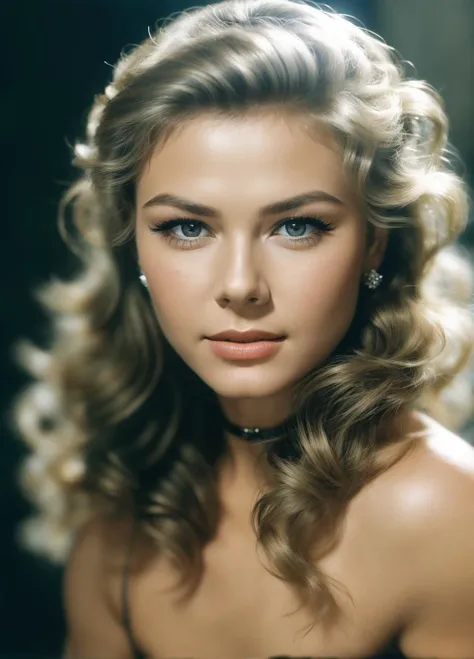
<box><xmin>207</xmin><ymin>335</ymin><xmax>285</xmax><ymax>361</ymax></box>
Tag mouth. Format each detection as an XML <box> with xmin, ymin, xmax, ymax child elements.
<box><xmin>217</xmin><ymin>338</ymin><xmax>284</xmax><ymax>343</ymax></box>
<box><xmin>206</xmin><ymin>330</ymin><xmax>286</xmax><ymax>343</ymax></box>
<box><xmin>206</xmin><ymin>336</ymin><xmax>286</xmax><ymax>361</ymax></box>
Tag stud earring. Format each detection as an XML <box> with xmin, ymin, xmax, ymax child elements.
<box><xmin>363</xmin><ymin>268</ymin><xmax>383</xmax><ymax>290</ymax></box>
<box><xmin>139</xmin><ymin>272</ymin><xmax>148</xmax><ymax>288</ymax></box>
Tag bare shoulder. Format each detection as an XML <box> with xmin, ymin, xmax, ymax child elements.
<box><xmin>367</xmin><ymin>413</ymin><xmax>474</xmax><ymax>657</ymax></box>
<box><xmin>382</xmin><ymin>413</ymin><xmax>474</xmax><ymax>527</ymax></box>
<box><xmin>64</xmin><ymin>512</ymin><xmax>135</xmax><ymax>659</ymax></box>
<box><xmin>361</xmin><ymin>412</ymin><xmax>474</xmax><ymax>527</ymax></box>
<box><xmin>345</xmin><ymin>410</ymin><xmax>474</xmax><ymax>581</ymax></box>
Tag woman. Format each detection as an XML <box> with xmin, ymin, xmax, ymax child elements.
<box><xmin>13</xmin><ymin>0</ymin><xmax>474</xmax><ymax>657</ymax></box>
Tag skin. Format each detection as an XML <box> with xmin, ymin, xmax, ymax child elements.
<box><xmin>64</xmin><ymin>109</ymin><xmax>474</xmax><ymax>659</ymax></box>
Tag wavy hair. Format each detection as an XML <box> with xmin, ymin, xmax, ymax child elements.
<box><xmin>12</xmin><ymin>0</ymin><xmax>474</xmax><ymax>622</ymax></box>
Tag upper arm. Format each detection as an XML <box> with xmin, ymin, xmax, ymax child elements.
<box><xmin>396</xmin><ymin>446</ymin><xmax>474</xmax><ymax>658</ymax></box>
<box><xmin>64</xmin><ymin>514</ymin><xmax>134</xmax><ymax>659</ymax></box>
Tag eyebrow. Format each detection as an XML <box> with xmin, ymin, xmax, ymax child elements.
<box><xmin>142</xmin><ymin>189</ymin><xmax>344</xmax><ymax>217</ymax></box>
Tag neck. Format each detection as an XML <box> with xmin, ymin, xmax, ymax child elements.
<box><xmin>218</xmin><ymin>390</ymin><xmax>294</xmax><ymax>430</ymax></box>
<box><xmin>215</xmin><ymin>432</ymin><xmax>273</xmax><ymax>522</ymax></box>
<box><xmin>216</xmin><ymin>391</ymin><xmax>295</xmax><ymax>490</ymax></box>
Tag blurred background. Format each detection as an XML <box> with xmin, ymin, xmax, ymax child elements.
<box><xmin>2</xmin><ymin>0</ymin><xmax>474</xmax><ymax>657</ymax></box>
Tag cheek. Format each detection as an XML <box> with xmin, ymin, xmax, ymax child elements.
<box><xmin>144</xmin><ymin>259</ymin><xmax>204</xmax><ymax>339</ymax></box>
<box><xmin>284</xmin><ymin>241</ymin><xmax>364</xmax><ymax>331</ymax></box>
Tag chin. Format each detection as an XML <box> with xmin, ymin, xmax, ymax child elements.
<box><xmin>197</xmin><ymin>370</ymin><xmax>295</xmax><ymax>399</ymax></box>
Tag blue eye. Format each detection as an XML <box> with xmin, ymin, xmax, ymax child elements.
<box><xmin>275</xmin><ymin>216</ymin><xmax>335</xmax><ymax>241</ymax></box>
<box><xmin>149</xmin><ymin>215</ymin><xmax>335</xmax><ymax>248</ymax></box>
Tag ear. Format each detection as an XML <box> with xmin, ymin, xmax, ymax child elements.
<box><xmin>364</xmin><ymin>225</ymin><xmax>389</xmax><ymax>271</ymax></box>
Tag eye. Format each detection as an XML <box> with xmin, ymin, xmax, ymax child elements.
<box><xmin>148</xmin><ymin>215</ymin><xmax>335</xmax><ymax>249</ymax></box>
<box><xmin>273</xmin><ymin>216</ymin><xmax>335</xmax><ymax>244</ymax></box>
<box><xmin>170</xmin><ymin>221</ymin><xmax>204</xmax><ymax>239</ymax></box>
<box><xmin>149</xmin><ymin>218</ymin><xmax>210</xmax><ymax>248</ymax></box>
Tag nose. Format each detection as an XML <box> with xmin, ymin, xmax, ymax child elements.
<box><xmin>215</xmin><ymin>235</ymin><xmax>270</xmax><ymax>309</ymax></box>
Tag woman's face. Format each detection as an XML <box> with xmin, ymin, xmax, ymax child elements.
<box><xmin>135</xmin><ymin>111</ymin><xmax>387</xmax><ymax>401</ymax></box>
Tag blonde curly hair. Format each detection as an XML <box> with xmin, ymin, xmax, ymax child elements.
<box><xmin>11</xmin><ymin>0</ymin><xmax>474</xmax><ymax>620</ymax></box>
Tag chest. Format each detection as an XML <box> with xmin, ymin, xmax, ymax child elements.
<box><xmin>128</xmin><ymin>517</ymin><xmax>408</xmax><ymax>659</ymax></box>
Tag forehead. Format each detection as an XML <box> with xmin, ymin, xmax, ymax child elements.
<box><xmin>136</xmin><ymin>111</ymin><xmax>353</xmax><ymax>207</ymax></box>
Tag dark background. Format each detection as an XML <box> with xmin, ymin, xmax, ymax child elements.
<box><xmin>2</xmin><ymin>1</ymin><xmax>473</xmax><ymax>657</ymax></box>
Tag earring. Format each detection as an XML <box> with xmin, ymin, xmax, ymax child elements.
<box><xmin>363</xmin><ymin>268</ymin><xmax>383</xmax><ymax>290</ymax></box>
<box><xmin>139</xmin><ymin>272</ymin><xmax>148</xmax><ymax>288</ymax></box>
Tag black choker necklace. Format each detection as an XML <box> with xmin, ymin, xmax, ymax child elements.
<box><xmin>222</xmin><ymin>414</ymin><xmax>297</xmax><ymax>442</ymax></box>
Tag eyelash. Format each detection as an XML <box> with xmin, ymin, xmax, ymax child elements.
<box><xmin>149</xmin><ymin>216</ymin><xmax>335</xmax><ymax>249</ymax></box>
